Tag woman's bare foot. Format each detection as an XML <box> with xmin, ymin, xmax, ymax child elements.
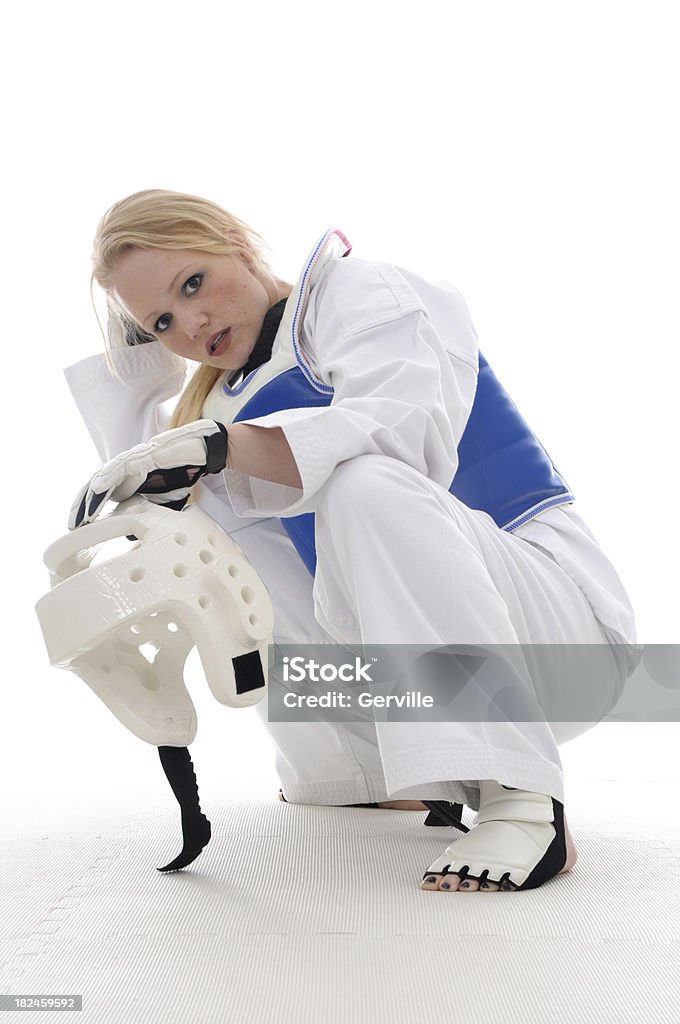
<box><xmin>420</xmin><ymin>782</ymin><xmax>578</xmax><ymax>892</ymax></box>
<box><xmin>277</xmin><ymin>790</ymin><xmax>427</xmax><ymax>811</ymax></box>
<box><xmin>377</xmin><ymin>800</ymin><xmax>429</xmax><ymax>810</ymax></box>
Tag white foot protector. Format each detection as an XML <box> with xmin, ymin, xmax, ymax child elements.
<box><xmin>422</xmin><ymin>780</ymin><xmax>567</xmax><ymax>891</ymax></box>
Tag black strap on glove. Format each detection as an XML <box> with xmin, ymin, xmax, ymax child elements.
<box><xmin>69</xmin><ymin>420</ymin><xmax>230</xmax><ymax>530</ymax></box>
<box><xmin>134</xmin><ymin>423</ymin><xmax>229</xmax><ymax>497</ymax></box>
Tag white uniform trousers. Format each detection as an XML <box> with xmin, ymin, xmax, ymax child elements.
<box><xmin>227</xmin><ymin>455</ymin><xmax>624</xmax><ymax>812</ymax></box>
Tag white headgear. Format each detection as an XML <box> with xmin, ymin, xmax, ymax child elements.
<box><xmin>35</xmin><ymin>495</ymin><xmax>274</xmax><ymax>746</ymax></box>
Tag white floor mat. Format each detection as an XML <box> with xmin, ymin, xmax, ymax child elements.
<box><xmin>2</xmin><ymin>778</ymin><xmax>679</xmax><ymax>1023</ymax></box>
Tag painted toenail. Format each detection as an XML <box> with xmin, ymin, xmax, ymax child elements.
<box><xmin>425</xmin><ymin>876</ymin><xmax>437</xmax><ymax>884</ymax></box>
<box><xmin>460</xmin><ymin>882</ymin><xmax>470</xmax><ymax>889</ymax></box>
<box><xmin>441</xmin><ymin>882</ymin><xmax>450</xmax><ymax>889</ymax></box>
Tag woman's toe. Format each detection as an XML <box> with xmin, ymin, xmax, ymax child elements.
<box><xmin>457</xmin><ymin>876</ymin><xmax>480</xmax><ymax>891</ymax></box>
<box><xmin>421</xmin><ymin>859</ymin><xmax>508</xmax><ymax>892</ymax></box>
<box><xmin>421</xmin><ymin>870</ymin><xmax>467</xmax><ymax>891</ymax></box>
<box><xmin>479</xmin><ymin>878</ymin><xmax>500</xmax><ymax>891</ymax></box>
<box><xmin>421</xmin><ymin>871</ymin><xmax>460</xmax><ymax>891</ymax></box>
<box><xmin>438</xmin><ymin>874</ymin><xmax>461</xmax><ymax>891</ymax></box>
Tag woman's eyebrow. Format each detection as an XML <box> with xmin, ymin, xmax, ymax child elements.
<box><xmin>142</xmin><ymin>264</ymin><xmax>193</xmax><ymax>327</ymax></box>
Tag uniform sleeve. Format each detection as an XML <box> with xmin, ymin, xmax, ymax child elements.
<box><xmin>224</xmin><ymin>258</ymin><xmax>478</xmax><ymax>518</ymax></box>
<box><xmin>63</xmin><ymin>343</ymin><xmax>187</xmax><ymax>461</ymax></box>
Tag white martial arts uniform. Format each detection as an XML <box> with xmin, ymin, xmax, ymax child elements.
<box><xmin>64</xmin><ymin>231</ymin><xmax>639</xmax><ymax>812</ymax></box>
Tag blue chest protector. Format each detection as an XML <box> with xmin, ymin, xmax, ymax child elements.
<box><xmin>234</xmin><ymin>351</ymin><xmax>574</xmax><ymax>576</ymax></box>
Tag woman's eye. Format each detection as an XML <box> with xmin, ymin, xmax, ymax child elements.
<box><xmin>154</xmin><ymin>313</ymin><xmax>172</xmax><ymax>334</ymax></box>
<box><xmin>183</xmin><ymin>273</ymin><xmax>203</xmax><ymax>296</ymax></box>
<box><xmin>153</xmin><ymin>273</ymin><xmax>203</xmax><ymax>334</ymax></box>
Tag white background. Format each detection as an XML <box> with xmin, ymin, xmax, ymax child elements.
<box><xmin>2</xmin><ymin>1</ymin><xmax>678</xmax><ymax>829</ymax></box>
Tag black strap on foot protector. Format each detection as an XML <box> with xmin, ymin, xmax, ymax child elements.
<box><xmin>514</xmin><ymin>797</ymin><xmax>565</xmax><ymax>891</ymax></box>
<box><xmin>156</xmin><ymin>746</ymin><xmax>212</xmax><ymax>872</ymax></box>
<box><xmin>422</xmin><ymin>801</ymin><xmax>470</xmax><ymax>833</ymax></box>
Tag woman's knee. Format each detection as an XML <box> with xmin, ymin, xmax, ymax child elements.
<box><xmin>316</xmin><ymin>455</ymin><xmax>425</xmax><ymax>521</ymax></box>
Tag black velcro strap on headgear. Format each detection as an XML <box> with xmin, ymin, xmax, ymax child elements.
<box><xmin>156</xmin><ymin>746</ymin><xmax>212</xmax><ymax>872</ymax></box>
<box><xmin>232</xmin><ymin>649</ymin><xmax>266</xmax><ymax>695</ymax></box>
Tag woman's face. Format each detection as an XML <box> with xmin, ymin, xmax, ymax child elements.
<box><xmin>111</xmin><ymin>247</ymin><xmax>276</xmax><ymax>369</ymax></box>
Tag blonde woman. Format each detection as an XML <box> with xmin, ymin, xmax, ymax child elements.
<box><xmin>65</xmin><ymin>189</ymin><xmax>638</xmax><ymax>892</ymax></box>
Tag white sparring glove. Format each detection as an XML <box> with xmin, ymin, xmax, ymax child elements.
<box><xmin>69</xmin><ymin>420</ymin><xmax>229</xmax><ymax>530</ymax></box>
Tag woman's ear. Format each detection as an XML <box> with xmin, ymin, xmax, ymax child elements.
<box><xmin>229</xmin><ymin>228</ymin><xmax>255</xmax><ymax>270</ymax></box>
<box><xmin>240</xmin><ymin>250</ymin><xmax>256</xmax><ymax>272</ymax></box>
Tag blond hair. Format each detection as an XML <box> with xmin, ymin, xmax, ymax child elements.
<box><xmin>91</xmin><ymin>188</ymin><xmax>277</xmax><ymax>428</ymax></box>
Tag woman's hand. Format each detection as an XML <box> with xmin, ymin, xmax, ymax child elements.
<box><xmin>69</xmin><ymin>420</ymin><xmax>229</xmax><ymax>529</ymax></box>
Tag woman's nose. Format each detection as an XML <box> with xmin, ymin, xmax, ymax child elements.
<box><xmin>178</xmin><ymin>310</ymin><xmax>209</xmax><ymax>339</ymax></box>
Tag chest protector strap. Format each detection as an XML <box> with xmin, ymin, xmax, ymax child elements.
<box><xmin>233</xmin><ymin>352</ymin><xmax>574</xmax><ymax>576</ymax></box>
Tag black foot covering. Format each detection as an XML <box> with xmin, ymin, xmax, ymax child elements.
<box><xmin>157</xmin><ymin>746</ymin><xmax>212</xmax><ymax>872</ymax></box>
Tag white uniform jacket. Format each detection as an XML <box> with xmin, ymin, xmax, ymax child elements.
<box><xmin>64</xmin><ymin>230</ymin><xmax>639</xmax><ymax>655</ymax></box>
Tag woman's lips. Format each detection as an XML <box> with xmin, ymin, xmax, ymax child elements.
<box><xmin>206</xmin><ymin>327</ymin><xmax>231</xmax><ymax>357</ymax></box>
